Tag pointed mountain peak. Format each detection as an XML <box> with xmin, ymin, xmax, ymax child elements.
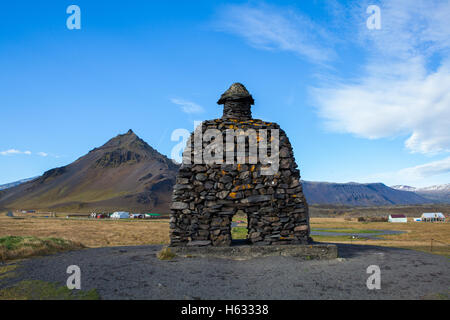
<box><xmin>116</xmin><ymin>129</ymin><xmax>137</xmax><ymax>140</ymax></box>
<box><xmin>113</xmin><ymin>129</ymin><xmax>138</xmax><ymax>141</ymax></box>
<box><xmin>93</xmin><ymin>130</ymin><xmax>176</xmax><ymax>164</ymax></box>
<box><xmin>93</xmin><ymin>130</ymin><xmax>141</xmax><ymax>152</ymax></box>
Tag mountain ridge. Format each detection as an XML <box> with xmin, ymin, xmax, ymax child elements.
<box><xmin>391</xmin><ymin>184</ymin><xmax>450</xmax><ymax>203</ymax></box>
<box><xmin>301</xmin><ymin>180</ymin><xmax>433</xmax><ymax>206</ymax></box>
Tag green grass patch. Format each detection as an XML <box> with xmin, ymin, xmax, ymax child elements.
<box><xmin>0</xmin><ymin>264</ymin><xmax>19</xmax><ymax>280</ymax></box>
<box><xmin>157</xmin><ymin>247</ymin><xmax>176</xmax><ymax>260</ymax></box>
<box><xmin>0</xmin><ymin>280</ymin><xmax>100</xmax><ymax>300</ymax></box>
<box><xmin>421</xmin><ymin>292</ymin><xmax>450</xmax><ymax>300</ymax></box>
<box><xmin>231</xmin><ymin>214</ymin><xmax>248</xmax><ymax>240</ymax></box>
<box><xmin>231</xmin><ymin>226</ymin><xmax>248</xmax><ymax>240</ymax></box>
<box><xmin>0</xmin><ymin>236</ymin><xmax>84</xmax><ymax>262</ymax></box>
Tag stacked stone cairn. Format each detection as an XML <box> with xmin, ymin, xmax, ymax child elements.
<box><xmin>170</xmin><ymin>83</ymin><xmax>311</xmax><ymax>247</ymax></box>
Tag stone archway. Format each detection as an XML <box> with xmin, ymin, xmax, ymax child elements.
<box><xmin>230</xmin><ymin>209</ymin><xmax>249</xmax><ymax>243</ymax></box>
<box><xmin>169</xmin><ymin>83</ymin><xmax>311</xmax><ymax>247</ymax></box>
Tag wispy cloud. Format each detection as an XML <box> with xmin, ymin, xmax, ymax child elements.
<box><xmin>397</xmin><ymin>157</ymin><xmax>450</xmax><ymax>179</ymax></box>
<box><xmin>0</xmin><ymin>149</ymin><xmax>31</xmax><ymax>156</ymax></box>
<box><xmin>214</xmin><ymin>3</ymin><xmax>335</xmax><ymax>63</ymax></box>
<box><xmin>0</xmin><ymin>149</ymin><xmax>53</xmax><ymax>157</ymax></box>
<box><xmin>357</xmin><ymin>0</ymin><xmax>450</xmax><ymax>60</ymax></box>
<box><xmin>367</xmin><ymin>156</ymin><xmax>450</xmax><ymax>186</ymax></box>
<box><xmin>313</xmin><ymin>59</ymin><xmax>450</xmax><ymax>154</ymax></box>
<box><xmin>170</xmin><ymin>98</ymin><xmax>204</xmax><ymax>114</ymax></box>
<box><xmin>313</xmin><ymin>0</ymin><xmax>450</xmax><ymax>155</ymax></box>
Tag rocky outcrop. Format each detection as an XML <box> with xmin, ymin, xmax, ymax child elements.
<box><xmin>94</xmin><ymin>149</ymin><xmax>142</xmax><ymax>168</ymax></box>
<box><xmin>38</xmin><ymin>167</ymin><xmax>67</xmax><ymax>184</ymax></box>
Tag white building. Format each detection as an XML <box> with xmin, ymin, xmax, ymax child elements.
<box><xmin>388</xmin><ymin>214</ymin><xmax>407</xmax><ymax>223</ymax></box>
<box><xmin>110</xmin><ymin>211</ymin><xmax>130</xmax><ymax>219</ymax></box>
<box><xmin>421</xmin><ymin>212</ymin><xmax>446</xmax><ymax>222</ymax></box>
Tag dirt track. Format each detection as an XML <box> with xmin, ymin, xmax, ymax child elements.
<box><xmin>2</xmin><ymin>244</ymin><xmax>449</xmax><ymax>299</ymax></box>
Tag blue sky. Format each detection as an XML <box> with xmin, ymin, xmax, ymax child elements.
<box><xmin>1</xmin><ymin>0</ymin><xmax>449</xmax><ymax>187</ymax></box>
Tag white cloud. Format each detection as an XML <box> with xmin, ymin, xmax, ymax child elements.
<box><xmin>171</xmin><ymin>98</ymin><xmax>204</xmax><ymax>114</ymax></box>
<box><xmin>357</xmin><ymin>0</ymin><xmax>450</xmax><ymax>60</ymax></box>
<box><xmin>0</xmin><ymin>150</ymin><xmax>53</xmax><ymax>157</ymax></box>
<box><xmin>0</xmin><ymin>149</ymin><xmax>32</xmax><ymax>156</ymax></box>
<box><xmin>314</xmin><ymin>59</ymin><xmax>450</xmax><ymax>154</ymax></box>
<box><xmin>398</xmin><ymin>157</ymin><xmax>450</xmax><ymax>179</ymax></box>
<box><xmin>367</xmin><ymin>157</ymin><xmax>450</xmax><ymax>187</ymax></box>
<box><xmin>313</xmin><ymin>0</ymin><xmax>450</xmax><ymax>154</ymax></box>
<box><xmin>214</xmin><ymin>4</ymin><xmax>334</xmax><ymax>63</ymax></box>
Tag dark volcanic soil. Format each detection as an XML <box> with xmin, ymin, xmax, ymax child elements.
<box><xmin>2</xmin><ymin>244</ymin><xmax>449</xmax><ymax>300</ymax></box>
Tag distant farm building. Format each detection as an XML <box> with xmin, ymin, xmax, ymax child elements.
<box><xmin>145</xmin><ymin>213</ymin><xmax>161</xmax><ymax>219</ymax></box>
<box><xmin>111</xmin><ymin>211</ymin><xmax>129</xmax><ymax>219</ymax></box>
<box><xmin>388</xmin><ymin>214</ymin><xmax>407</xmax><ymax>223</ymax></box>
<box><xmin>66</xmin><ymin>214</ymin><xmax>89</xmax><ymax>219</ymax></box>
<box><xmin>421</xmin><ymin>212</ymin><xmax>446</xmax><ymax>222</ymax></box>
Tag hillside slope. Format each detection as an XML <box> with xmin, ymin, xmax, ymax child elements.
<box><xmin>0</xmin><ymin>130</ymin><xmax>179</xmax><ymax>213</ymax></box>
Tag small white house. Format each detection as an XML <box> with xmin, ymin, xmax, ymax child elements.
<box><xmin>421</xmin><ymin>212</ymin><xmax>446</xmax><ymax>222</ymax></box>
<box><xmin>111</xmin><ymin>211</ymin><xmax>129</xmax><ymax>219</ymax></box>
<box><xmin>388</xmin><ymin>214</ymin><xmax>407</xmax><ymax>223</ymax></box>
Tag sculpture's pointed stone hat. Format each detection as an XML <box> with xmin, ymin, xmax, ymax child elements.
<box><xmin>217</xmin><ymin>83</ymin><xmax>255</xmax><ymax>105</ymax></box>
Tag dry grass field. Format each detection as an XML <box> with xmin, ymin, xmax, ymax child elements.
<box><xmin>0</xmin><ymin>214</ymin><xmax>170</xmax><ymax>248</ymax></box>
<box><xmin>0</xmin><ymin>212</ymin><xmax>449</xmax><ymax>257</ymax></box>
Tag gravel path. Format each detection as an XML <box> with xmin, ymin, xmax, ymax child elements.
<box><xmin>2</xmin><ymin>244</ymin><xmax>449</xmax><ymax>300</ymax></box>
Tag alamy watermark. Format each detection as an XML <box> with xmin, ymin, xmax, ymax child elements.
<box><xmin>66</xmin><ymin>265</ymin><xmax>81</xmax><ymax>290</ymax></box>
<box><xmin>366</xmin><ymin>265</ymin><xmax>381</xmax><ymax>290</ymax></box>
<box><xmin>66</xmin><ymin>5</ymin><xmax>81</xmax><ymax>30</ymax></box>
<box><xmin>366</xmin><ymin>5</ymin><xmax>381</xmax><ymax>30</ymax></box>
